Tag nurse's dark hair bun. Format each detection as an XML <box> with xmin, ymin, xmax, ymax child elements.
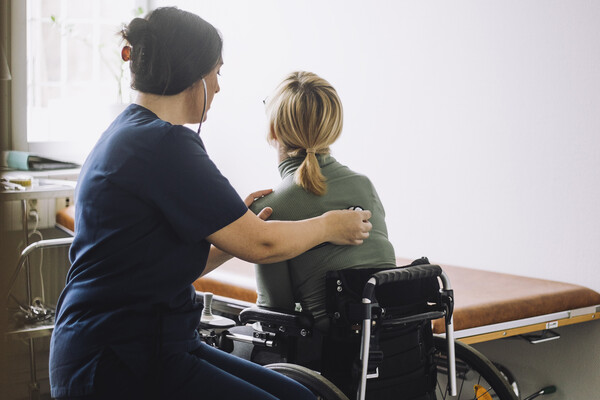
<box><xmin>121</xmin><ymin>7</ymin><xmax>222</xmax><ymax>96</ymax></box>
<box><xmin>122</xmin><ymin>17</ymin><xmax>152</xmax><ymax>45</ymax></box>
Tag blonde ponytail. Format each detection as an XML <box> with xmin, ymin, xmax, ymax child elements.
<box><xmin>265</xmin><ymin>71</ymin><xmax>343</xmax><ymax>196</ymax></box>
<box><xmin>295</xmin><ymin>151</ymin><xmax>327</xmax><ymax>195</ymax></box>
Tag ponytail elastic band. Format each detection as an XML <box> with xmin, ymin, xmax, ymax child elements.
<box><xmin>306</xmin><ymin>148</ymin><xmax>316</xmax><ymax>154</ymax></box>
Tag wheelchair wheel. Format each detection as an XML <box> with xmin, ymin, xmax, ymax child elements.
<box><xmin>494</xmin><ymin>362</ymin><xmax>520</xmax><ymax>399</ymax></box>
<box><xmin>433</xmin><ymin>337</ymin><xmax>519</xmax><ymax>400</ymax></box>
<box><xmin>265</xmin><ymin>363</ymin><xmax>350</xmax><ymax>400</ymax></box>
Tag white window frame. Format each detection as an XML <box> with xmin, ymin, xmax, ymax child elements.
<box><xmin>10</xmin><ymin>0</ymin><xmax>150</xmax><ymax>164</ymax></box>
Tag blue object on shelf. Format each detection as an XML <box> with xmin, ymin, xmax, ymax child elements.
<box><xmin>3</xmin><ymin>151</ymin><xmax>80</xmax><ymax>171</ymax></box>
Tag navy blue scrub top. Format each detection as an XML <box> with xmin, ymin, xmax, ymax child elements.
<box><xmin>49</xmin><ymin>104</ymin><xmax>248</xmax><ymax>398</ymax></box>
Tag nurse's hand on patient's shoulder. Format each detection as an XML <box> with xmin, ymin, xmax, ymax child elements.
<box><xmin>323</xmin><ymin>209</ymin><xmax>372</xmax><ymax>246</ymax></box>
<box><xmin>245</xmin><ymin>189</ymin><xmax>274</xmax><ymax>221</ymax></box>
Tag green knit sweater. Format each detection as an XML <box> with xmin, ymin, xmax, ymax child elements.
<box><xmin>250</xmin><ymin>155</ymin><xmax>396</xmax><ymax>329</ymax></box>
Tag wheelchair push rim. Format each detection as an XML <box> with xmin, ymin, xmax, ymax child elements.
<box><xmin>265</xmin><ymin>363</ymin><xmax>350</xmax><ymax>400</ymax></box>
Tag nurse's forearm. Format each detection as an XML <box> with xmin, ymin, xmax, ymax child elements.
<box><xmin>206</xmin><ymin>209</ymin><xmax>372</xmax><ymax>265</ymax></box>
<box><xmin>233</xmin><ymin>217</ymin><xmax>329</xmax><ymax>264</ymax></box>
<box><xmin>201</xmin><ymin>245</ymin><xmax>233</xmax><ymax>277</ymax></box>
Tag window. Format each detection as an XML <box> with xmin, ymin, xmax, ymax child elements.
<box><xmin>22</xmin><ymin>0</ymin><xmax>147</xmax><ymax>161</ymax></box>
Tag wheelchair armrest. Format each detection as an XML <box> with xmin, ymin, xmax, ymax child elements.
<box><xmin>239</xmin><ymin>307</ymin><xmax>314</xmax><ymax>334</ymax></box>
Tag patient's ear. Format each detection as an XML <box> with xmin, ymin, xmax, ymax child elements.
<box><xmin>268</xmin><ymin>125</ymin><xmax>279</xmax><ymax>146</ymax></box>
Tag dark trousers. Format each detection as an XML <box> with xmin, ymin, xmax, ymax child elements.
<box><xmin>58</xmin><ymin>342</ymin><xmax>316</xmax><ymax>400</ymax></box>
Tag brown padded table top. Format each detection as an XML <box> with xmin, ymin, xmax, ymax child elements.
<box><xmin>56</xmin><ymin>205</ymin><xmax>75</xmax><ymax>233</ymax></box>
<box><xmin>429</xmin><ymin>263</ymin><xmax>600</xmax><ymax>333</ymax></box>
<box><xmin>194</xmin><ymin>257</ymin><xmax>600</xmax><ymax>336</ymax></box>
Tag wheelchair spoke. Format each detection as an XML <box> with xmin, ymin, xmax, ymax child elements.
<box><xmin>434</xmin><ymin>337</ymin><xmax>519</xmax><ymax>400</ymax></box>
<box><xmin>436</xmin><ymin>380</ymin><xmax>446</xmax><ymax>400</ymax></box>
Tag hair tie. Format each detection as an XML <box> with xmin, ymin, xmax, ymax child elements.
<box><xmin>306</xmin><ymin>148</ymin><xmax>316</xmax><ymax>154</ymax></box>
<box><xmin>121</xmin><ymin>46</ymin><xmax>131</xmax><ymax>62</ymax></box>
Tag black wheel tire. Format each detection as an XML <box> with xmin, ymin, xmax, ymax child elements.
<box><xmin>434</xmin><ymin>337</ymin><xmax>519</xmax><ymax>400</ymax></box>
<box><xmin>494</xmin><ymin>362</ymin><xmax>521</xmax><ymax>399</ymax></box>
<box><xmin>265</xmin><ymin>363</ymin><xmax>350</xmax><ymax>400</ymax></box>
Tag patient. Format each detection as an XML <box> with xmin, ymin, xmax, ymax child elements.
<box><xmin>250</xmin><ymin>71</ymin><xmax>396</xmax><ymax>331</ymax></box>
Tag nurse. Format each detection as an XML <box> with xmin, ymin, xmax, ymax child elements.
<box><xmin>49</xmin><ymin>7</ymin><xmax>372</xmax><ymax>400</ymax></box>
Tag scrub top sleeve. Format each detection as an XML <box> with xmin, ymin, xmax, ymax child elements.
<box><xmin>148</xmin><ymin>127</ymin><xmax>248</xmax><ymax>242</ymax></box>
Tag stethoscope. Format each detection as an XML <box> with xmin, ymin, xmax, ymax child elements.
<box><xmin>197</xmin><ymin>78</ymin><xmax>207</xmax><ymax>135</ymax></box>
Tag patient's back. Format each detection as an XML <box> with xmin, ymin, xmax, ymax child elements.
<box><xmin>250</xmin><ymin>155</ymin><xmax>396</xmax><ymax>329</ymax></box>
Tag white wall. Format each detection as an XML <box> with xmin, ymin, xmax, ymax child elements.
<box><xmin>156</xmin><ymin>0</ymin><xmax>600</xmax><ymax>293</ymax></box>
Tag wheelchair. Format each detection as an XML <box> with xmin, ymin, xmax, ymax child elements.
<box><xmin>198</xmin><ymin>258</ymin><xmax>519</xmax><ymax>400</ymax></box>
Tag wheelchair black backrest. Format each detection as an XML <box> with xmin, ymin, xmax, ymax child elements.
<box><xmin>326</xmin><ymin>257</ymin><xmax>443</xmax><ymax>331</ymax></box>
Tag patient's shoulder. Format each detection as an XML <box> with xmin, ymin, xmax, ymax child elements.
<box><xmin>250</xmin><ymin>178</ymin><xmax>323</xmax><ymax>220</ymax></box>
